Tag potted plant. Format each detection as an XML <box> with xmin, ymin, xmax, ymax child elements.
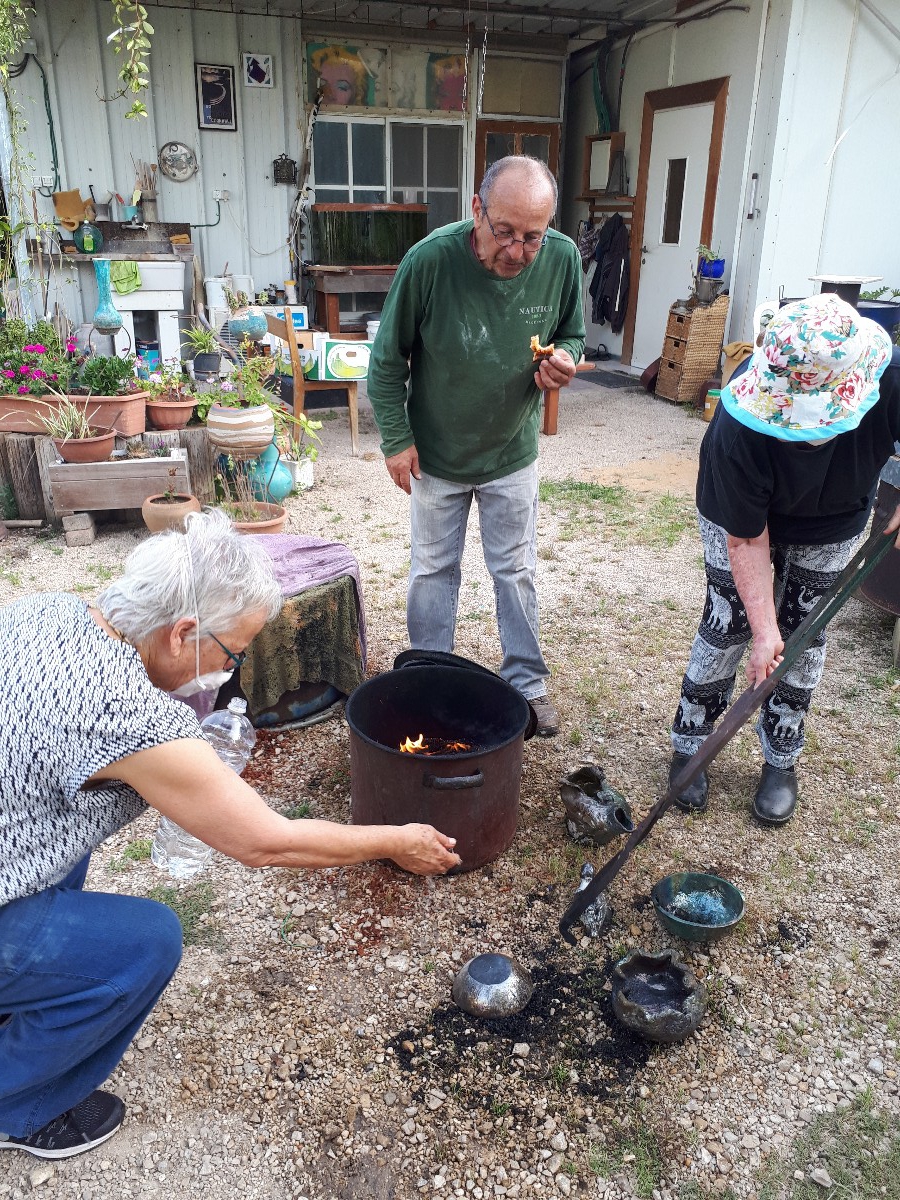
<box><xmin>696</xmin><ymin>244</ymin><xmax>726</xmax><ymax>279</ymax></box>
<box><xmin>278</xmin><ymin>411</ymin><xmax>322</xmax><ymax>491</ymax></box>
<box><xmin>64</xmin><ymin>350</ymin><xmax>149</xmax><ymax>436</ymax></box>
<box><xmin>141</xmin><ymin>466</ymin><xmax>202</xmax><ymax>533</ymax></box>
<box><xmin>144</xmin><ymin>361</ymin><xmax>197</xmax><ymax>431</ymax></box>
<box><xmin>40</xmin><ymin>398</ymin><xmax>117</xmax><ymax>464</ymax></box>
<box><xmin>215</xmin><ymin>454</ymin><xmax>287</xmax><ymax>534</ymax></box>
<box><xmin>181</xmin><ymin>321</ymin><xmax>222</xmax><ymax>380</ymax></box>
<box><xmin>0</xmin><ymin>319</ymin><xmax>75</xmax><ymax>431</ymax></box>
<box><xmin>224</xmin><ymin>287</ymin><xmax>268</xmax><ymax>342</ymax></box>
<box><xmin>201</xmin><ymin>353</ymin><xmax>285</xmax><ymax>459</ymax></box>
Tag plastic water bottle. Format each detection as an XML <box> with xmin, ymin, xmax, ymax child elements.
<box><xmin>151</xmin><ymin>698</ymin><xmax>257</xmax><ymax>879</ymax></box>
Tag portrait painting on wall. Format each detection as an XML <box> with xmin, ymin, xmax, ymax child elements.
<box><xmin>426</xmin><ymin>53</ymin><xmax>468</xmax><ymax>112</ymax></box>
<box><xmin>307</xmin><ymin>44</ymin><xmax>387</xmax><ymax>107</ymax></box>
<box><xmin>196</xmin><ymin>63</ymin><xmax>237</xmax><ymax>130</ymax></box>
<box><xmin>243</xmin><ymin>53</ymin><xmax>274</xmax><ymax>88</ymax></box>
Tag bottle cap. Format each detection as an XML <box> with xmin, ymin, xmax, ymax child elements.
<box><xmin>228</xmin><ymin>697</ymin><xmax>248</xmax><ymax>714</ymax></box>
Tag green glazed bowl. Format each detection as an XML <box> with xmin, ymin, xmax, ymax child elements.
<box><xmin>651</xmin><ymin>871</ymin><xmax>745</xmax><ymax>944</ymax></box>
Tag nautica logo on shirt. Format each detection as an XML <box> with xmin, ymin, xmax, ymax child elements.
<box><xmin>520</xmin><ymin>305</ymin><xmax>553</xmax><ymax>316</ymax></box>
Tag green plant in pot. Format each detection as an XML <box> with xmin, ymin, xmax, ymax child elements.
<box><xmin>40</xmin><ymin>398</ymin><xmax>116</xmax><ymax>464</ymax></box>
<box><xmin>69</xmin><ymin>353</ymin><xmax>142</xmax><ymax>397</ymax></box>
<box><xmin>145</xmin><ymin>361</ymin><xmax>196</xmax><ymax>431</ymax></box>
<box><xmin>278</xmin><ymin>411</ymin><xmax>322</xmax><ymax>491</ymax></box>
<box><xmin>215</xmin><ymin>454</ymin><xmax>287</xmax><ymax>534</ymax></box>
<box><xmin>141</xmin><ymin>465</ymin><xmax>201</xmax><ymax>533</ymax></box>
<box><xmin>224</xmin><ymin>286</ymin><xmax>267</xmax><ymax>342</ymax></box>
<box><xmin>696</xmin><ymin>243</ymin><xmax>725</xmax><ymax>280</ymax></box>
<box><xmin>181</xmin><ymin>321</ymin><xmax>222</xmax><ymax>381</ymax></box>
<box><xmin>201</xmin><ymin>352</ymin><xmax>286</xmax><ymax>459</ymax></box>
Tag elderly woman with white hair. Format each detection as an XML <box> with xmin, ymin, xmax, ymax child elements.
<box><xmin>0</xmin><ymin>510</ymin><xmax>459</xmax><ymax>1161</ymax></box>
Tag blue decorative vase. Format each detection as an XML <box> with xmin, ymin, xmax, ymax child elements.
<box><xmin>228</xmin><ymin>306</ymin><xmax>268</xmax><ymax>342</ymax></box>
<box><xmin>92</xmin><ymin>258</ymin><xmax>123</xmax><ymax>334</ymax></box>
<box><xmin>698</xmin><ymin>257</ymin><xmax>725</xmax><ymax>280</ymax></box>
<box><xmin>247</xmin><ymin>443</ymin><xmax>293</xmax><ymax>503</ymax></box>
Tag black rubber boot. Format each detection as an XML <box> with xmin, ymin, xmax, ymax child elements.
<box><xmin>668</xmin><ymin>752</ymin><xmax>709</xmax><ymax>813</ymax></box>
<box><xmin>752</xmin><ymin>763</ymin><xmax>798</xmax><ymax>826</ymax></box>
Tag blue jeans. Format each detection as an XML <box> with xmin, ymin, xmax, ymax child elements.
<box><xmin>408</xmin><ymin>463</ymin><xmax>549</xmax><ymax>698</ymax></box>
<box><xmin>0</xmin><ymin>856</ymin><xmax>182</xmax><ymax>1137</ymax></box>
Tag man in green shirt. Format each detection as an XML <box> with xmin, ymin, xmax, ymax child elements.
<box><xmin>368</xmin><ymin>156</ymin><xmax>586</xmax><ymax>735</ymax></box>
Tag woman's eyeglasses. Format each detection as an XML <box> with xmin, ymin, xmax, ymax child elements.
<box><xmin>205</xmin><ymin>631</ymin><xmax>247</xmax><ymax>670</ymax></box>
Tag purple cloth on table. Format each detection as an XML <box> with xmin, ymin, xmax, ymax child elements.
<box><xmin>174</xmin><ymin>534</ymin><xmax>366</xmax><ymax>722</ymax></box>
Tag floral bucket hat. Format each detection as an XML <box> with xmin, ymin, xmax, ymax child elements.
<box><xmin>720</xmin><ymin>293</ymin><xmax>892</xmax><ymax>441</ymax></box>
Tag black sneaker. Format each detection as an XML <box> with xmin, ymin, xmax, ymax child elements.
<box><xmin>0</xmin><ymin>1091</ymin><xmax>125</xmax><ymax>1159</ymax></box>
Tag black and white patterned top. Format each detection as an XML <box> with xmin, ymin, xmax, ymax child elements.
<box><xmin>0</xmin><ymin>593</ymin><xmax>202</xmax><ymax>905</ymax></box>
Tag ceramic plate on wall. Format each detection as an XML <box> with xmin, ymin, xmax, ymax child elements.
<box><xmin>158</xmin><ymin>141</ymin><xmax>199</xmax><ymax>182</ymax></box>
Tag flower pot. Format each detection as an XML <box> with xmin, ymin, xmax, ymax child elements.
<box><xmin>247</xmin><ymin>443</ymin><xmax>294</xmax><ymax>503</ymax></box>
<box><xmin>52</xmin><ymin>426</ymin><xmax>117</xmax><ymax>464</ymax></box>
<box><xmin>0</xmin><ymin>392</ymin><xmax>147</xmax><ymax>436</ymax></box>
<box><xmin>192</xmin><ymin>352</ymin><xmax>221</xmax><ymax>381</ymax></box>
<box><xmin>147</xmin><ymin>396</ymin><xmax>197</xmax><ymax>431</ymax></box>
<box><xmin>698</xmin><ymin>257</ymin><xmax>725</xmax><ymax>280</ymax></box>
<box><xmin>141</xmin><ymin>492</ymin><xmax>202</xmax><ymax>533</ymax></box>
<box><xmin>227</xmin><ymin>307</ymin><xmax>268</xmax><ymax>342</ymax></box>
<box><xmin>205</xmin><ymin>403</ymin><xmax>276</xmax><ymax>460</ymax></box>
<box><xmin>228</xmin><ymin>501</ymin><xmax>288</xmax><ymax>535</ymax></box>
<box><xmin>285</xmin><ymin>457</ymin><xmax>314</xmax><ymax>492</ymax></box>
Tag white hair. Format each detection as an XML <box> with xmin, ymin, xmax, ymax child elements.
<box><xmin>98</xmin><ymin>509</ymin><xmax>282</xmax><ymax>645</ymax></box>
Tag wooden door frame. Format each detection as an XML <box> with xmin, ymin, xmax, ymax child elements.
<box><xmin>474</xmin><ymin>120</ymin><xmax>560</xmax><ymax>190</ymax></box>
<box><xmin>620</xmin><ymin>76</ymin><xmax>729</xmax><ymax>366</ymax></box>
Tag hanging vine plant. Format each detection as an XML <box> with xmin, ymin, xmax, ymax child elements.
<box><xmin>104</xmin><ymin>1</ymin><xmax>154</xmax><ymax>120</ymax></box>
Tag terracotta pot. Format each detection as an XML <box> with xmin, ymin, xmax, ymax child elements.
<box><xmin>205</xmin><ymin>403</ymin><xmax>275</xmax><ymax>461</ymax></box>
<box><xmin>147</xmin><ymin>396</ymin><xmax>197</xmax><ymax>431</ymax></box>
<box><xmin>141</xmin><ymin>493</ymin><xmax>202</xmax><ymax>533</ymax></box>
<box><xmin>52</xmin><ymin>427</ymin><xmax>117</xmax><ymax>464</ymax></box>
<box><xmin>0</xmin><ymin>392</ymin><xmax>148</xmax><ymax>436</ymax></box>
<box><xmin>228</xmin><ymin>501</ymin><xmax>288</xmax><ymax>535</ymax></box>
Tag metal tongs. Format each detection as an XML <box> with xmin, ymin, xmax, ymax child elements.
<box><xmin>559</xmin><ymin>500</ymin><xmax>899</xmax><ymax>943</ymax></box>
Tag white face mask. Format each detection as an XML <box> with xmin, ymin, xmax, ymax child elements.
<box><xmin>171</xmin><ymin>669</ymin><xmax>234</xmax><ymax>697</ymax></box>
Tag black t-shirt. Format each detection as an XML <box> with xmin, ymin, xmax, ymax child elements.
<box><xmin>697</xmin><ymin>346</ymin><xmax>900</xmax><ymax>543</ymax></box>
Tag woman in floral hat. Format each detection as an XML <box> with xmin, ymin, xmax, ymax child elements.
<box><xmin>669</xmin><ymin>293</ymin><xmax>900</xmax><ymax>825</ymax></box>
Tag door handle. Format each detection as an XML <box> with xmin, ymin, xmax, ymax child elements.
<box><xmin>640</xmin><ymin>245</ymin><xmax>649</xmax><ymax>253</ymax></box>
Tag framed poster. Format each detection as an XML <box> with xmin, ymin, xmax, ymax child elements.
<box><xmin>243</xmin><ymin>53</ymin><xmax>274</xmax><ymax>88</ymax></box>
<box><xmin>196</xmin><ymin>63</ymin><xmax>237</xmax><ymax>131</ymax></box>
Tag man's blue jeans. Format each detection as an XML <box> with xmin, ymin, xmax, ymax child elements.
<box><xmin>0</xmin><ymin>856</ymin><xmax>182</xmax><ymax>1137</ymax></box>
<box><xmin>408</xmin><ymin>463</ymin><xmax>549</xmax><ymax>699</ymax></box>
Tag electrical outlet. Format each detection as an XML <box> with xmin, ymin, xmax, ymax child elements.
<box><xmin>39</xmin><ymin>175</ymin><xmax>53</xmax><ymax>188</ymax></box>
<box><xmin>212</xmin><ymin>189</ymin><xmax>230</xmax><ymax>202</ymax></box>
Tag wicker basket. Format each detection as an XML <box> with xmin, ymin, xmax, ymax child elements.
<box><xmin>656</xmin><ymin>296</ymin><xmax>729</xmax><ymax>405</ymax></box>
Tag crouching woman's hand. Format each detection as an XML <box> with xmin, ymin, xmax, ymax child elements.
<box><xmin>389</xmin><ymin>824</ymin><xmax>461</xmax><ymax>874</ymax></box>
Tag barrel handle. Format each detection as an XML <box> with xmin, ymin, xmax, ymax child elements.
<box><xmin>423</xmin><ymin>771</ymin><xmax>485</xmax><ymax>790</ymax></box>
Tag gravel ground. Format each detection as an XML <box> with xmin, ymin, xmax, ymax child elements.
<box><xmin>1</xmin><ymin>378</ymin><xmax>898</xmax><ymax>1200</ymax></box>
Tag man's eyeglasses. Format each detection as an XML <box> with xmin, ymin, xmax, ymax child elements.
<box><xmin>205</xmin><ymin>631</ymin><xmax>248</xmax><ymax>670</ymax></box>
<box><xmin>481</xmin><ymin>204</ymin><xmax>548</xmax><ymax>251</ymax></box>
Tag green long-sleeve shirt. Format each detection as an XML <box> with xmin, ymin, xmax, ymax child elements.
<box><xmin>368</xmin><ymin>220</ymin><xmax>585</xmax><ymax>484</ymax></box>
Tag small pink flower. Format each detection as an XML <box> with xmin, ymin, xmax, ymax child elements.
<box><xmin>32</xmin><ymin>368</ymin><xmax>46</xmax><ymax>378</ymax></box>
<box><xmin>23</xmin><ymin>344</ymin><xmax>46</xmax><ymax>354</ymax></box>
<box><xmin>17</xmin><ymin>384</ymin><xmax>29</xmax><ymax>394</ymax></box>
<box><xmin>19</xmin><ymin>365</ymin><xmax>31</xmax><ymax>375</ymax></box>
<box><xmin>50</xmin><ymin>373</ymin><xmax>58</xmax><ymax>380</ymax></box>
<box><xmin>220</xmin><ymin>380</ymin><xmax>236</xmax><ymax>392</ymax></box>
<box><xmin>66</xmin><ymin>341</ymin><xmax>77</xmax><ymax>352</ymax></box>
<box><xmin>2</xmin><ymin>370</ymin><xmax>14</xmax><ymax>379</ymax></box>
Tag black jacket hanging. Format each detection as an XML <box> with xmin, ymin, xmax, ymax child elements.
<box><xmin>588</xmin><ymin>212</ymin><xmax>630</xmax><ymax>334</ymax></box>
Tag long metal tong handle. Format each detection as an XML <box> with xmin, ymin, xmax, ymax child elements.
<box><xmin>559</xmin><ymin>504</ymin><xmax>898</xmax><ymax>943</ymax></box>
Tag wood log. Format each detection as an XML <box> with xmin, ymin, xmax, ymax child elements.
<box><xmin>180</xmin><ymin>426</ymin><xmax>217</xmax><ymax>504</ymax></box>
<box><xmin>5</xmin><ymin>434</ymin><xmax>44</xmax><ymax>520</ymax></box>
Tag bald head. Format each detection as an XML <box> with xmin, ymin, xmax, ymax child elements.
<box><xmin>479</xmin><ymin>156</ymin><xmax>558</xmax><ymax>212</ymax></box>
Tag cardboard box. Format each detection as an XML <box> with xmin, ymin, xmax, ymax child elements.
<box><xmin>316</xmin><ymin>339</ymin><xmax>373</xmax><ymax>382</ymax></box>
<box><xmin>273</xmin><ymin>306</ymin><xmax>309</xmax><ymax>330</ymax></box>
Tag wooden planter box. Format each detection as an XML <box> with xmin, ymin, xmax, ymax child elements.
<box><xmin>48</xmin><ymin>448</ymin><xmax>191</xmax><ymax>515</ymax></box>
<box><xmin>0</xmin><ymin>392</ymin><xmax>148</xmax><ymax>436</ymax></box>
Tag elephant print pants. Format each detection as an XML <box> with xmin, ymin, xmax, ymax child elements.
<box><xmin>671</xmin><ymin>515</ymin><xmax>859</xmax><ymax>770</ymax></box>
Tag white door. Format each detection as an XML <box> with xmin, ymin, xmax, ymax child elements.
<box><xmin>631</xmin><ymin>103</ymin><xmax>715</xmax><ymax>371</ymax></box>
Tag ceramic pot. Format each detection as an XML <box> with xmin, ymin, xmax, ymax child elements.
<box><xmin>192</xmin><ymin>352</ymin><xmax>221</xmax><ymax>381</ymax></box>
<box><xmin>229</xmin><ymin>501</ymin><xmax>288</xmax><ymax>535</ymax></box>
<box><xmin>247</xmin><ymin>443</ymin><xmax>294</xmax><ymax>503</ymax></box>
<box><xmin>205</xmin><ymin>403</ymin><xmax>275</xmax><ymax>460</ymax></box>
<box><xmin>52</xmin><ymin>427</ymin><xmax>117</xmax><ymax>464</ymax></box>
<box><xmin>228</xmin><ymin>307</ymin><xmax>268</xmax><ymax>342</ymax></box>
<box><xmin>286</xmin><ymin>457</ymin><xmax>314</xmax><ymax>492</ymax></box>
<box><xmin>698</xmin><ymin>257</ymin><xmax>725</xmax><ymax>280</ymax></box>
<box><xmin>147</xmin><ymin>396</ymin><xmax>196</xmax><ymax>431</ymax></box>
<box><xmin>141</xmin><ymin>493</ymin><xmax>202</xmax><ymax>533</ymax></box>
